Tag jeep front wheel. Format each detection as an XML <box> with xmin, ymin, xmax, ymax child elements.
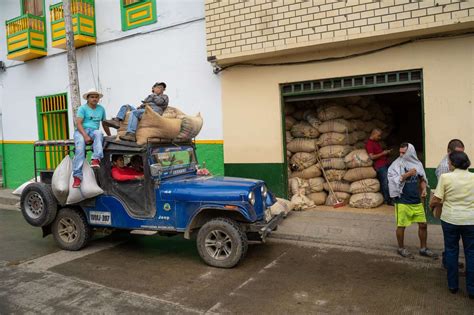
<box><xmin>196</xmin><ymin>217</ymin><xmax>248</xmax><ymax>268</ymax></box>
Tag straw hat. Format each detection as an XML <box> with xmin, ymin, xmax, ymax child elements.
<box><xmin>82</xmin><ymin>88</ymin><xmax>103</xmax><ymax>100</ymax></box>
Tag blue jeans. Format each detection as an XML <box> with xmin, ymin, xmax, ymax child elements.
<box><xmin>376</xmin><ymin>166</ymin><xmax>390</xmax><ymax>204</ymax></box>
<box><xmin>72</xmin><ymin>129</ymin><xmax>104</xmax><ymax>179</ymax></box>
<box><xmin>116</xmin><ymin>104</ymin><xmax>163</xmax><ymax>134</ymax></box>
<box><xmin>441</xmin><ymin>220</ymin><xmax>474</xmax><ymax>294</ymax></box>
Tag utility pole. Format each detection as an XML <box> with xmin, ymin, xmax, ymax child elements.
<box><xmin>63</xmin><ymin>0</ymin><xmax>81</xmax><ymax>120</ymax></box>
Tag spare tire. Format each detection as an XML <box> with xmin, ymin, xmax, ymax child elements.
<box><xmin>20</xmin><ymin>182</ymin><xmax>57</xmax><ymax>227</ymax></box>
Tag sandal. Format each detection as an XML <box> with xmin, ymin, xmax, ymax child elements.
<box><xmin>397</xmin><ymin>248</ymin><xmax>414</xmax><ymax>259</ymax></box>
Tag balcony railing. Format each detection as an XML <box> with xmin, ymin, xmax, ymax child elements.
<box><xmin>50</xmin><ymin>0</ymin><xmax>96</xmax><ymax>49</ymax></box>
<box><xmin>5</xmin><ymin>13</ymin><xmax>47</xmax><ymax>61</ymax></box>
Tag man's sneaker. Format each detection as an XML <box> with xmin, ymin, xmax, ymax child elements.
<box><xmin>397</xmin><ymin>248</ymin><xmax>414</xmax><ymax>259</ymax></box>
<box><xmin>420</xmin><ymin>248</ymin><xmax>439</xmax><ymax>259</ymax></box>
<box><xmin>119</xmin><ymin>132</ymin><xmax>136</xmax><ymax>142</ymax></box>
<box><xmin>103</xmin><ymin>118</ymin><xmax>120</xmax><ymax>129</ymax></box>
<box><xmin>91</xmin><ymin>159</ymin><xmax>100</xmax><ymax>169</ymax></box>
<box><xmin>73</xmin><ymin>176</ymin><xmax>81</xmax><ymax>188</ymax></box>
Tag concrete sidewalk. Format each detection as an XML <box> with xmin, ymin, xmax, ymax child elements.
<box><xmin>271</xmin><ymin>205</ymin><xmax>445</xmax><ymax>254</ymax></box>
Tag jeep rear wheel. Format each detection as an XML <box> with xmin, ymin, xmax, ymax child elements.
<box><xmin>52</xmin><ymin>208</ymin><xmax>91</xmax><ymax>251</ymax></box>
<box><xmin>196</xmin><ymin>217</ymin><xmax>248</xmax><ymax>268</ymax></box>
<box><xmin>20</xmin><ymin>183</ymin><xmax>57</xmax><ymax>227</ymax></box>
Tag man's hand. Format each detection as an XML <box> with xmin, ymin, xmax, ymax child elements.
<box><xmin>421</xmin><ymin>188</ymin><xmax>427</xmax><ymax>198</ymax></box>
<box><xmin>384</xmin><ymin>149</ymin><xmax>392</xmax><ymax>155</ymax></box>
<box><xmin>84</xmin><ymin>135</ymin><xmax>93</xmax><ymax>144</ymax></box>
<box><xmin>135</xmin><ymin>175</ymin><xmax>144</xmax><ymax>180</ymax></box>
<box><xmin>406</xmin><ymin>168</ymin><xmax>417</xmax><ymax>177</ymax></box>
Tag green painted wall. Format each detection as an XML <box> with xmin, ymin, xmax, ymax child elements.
<box><xmin>196</xmin><ymin>143</ymin><xmax>224</xmax><ymax>176</ymax></box>
<box><xmin>224</xmin><ymin>163</ymin><xmax>287</xmax><ymax>198</ymax></box>
<box><xmin>3</xmin><ymin>143</ymin><xmax>35</xmax><ymax>189</ymax></box>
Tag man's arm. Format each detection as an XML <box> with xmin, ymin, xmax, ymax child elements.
<box><xmin>400</xmin><ymin>168</ymin><xmax>417</xmax><ymax>182</ymax></box>
<box><xmin>153</xmin><ymin>94</ymin><xmax>169</xmax><ymax>106</ymax></box>
<box><xmin>102</xmin><ymin>122</ymin><xmax>111</xmax><ymax>136</ymax></box>
<box><xmin>76</xmin><ymin>117</ymin><xmax>92</xmax><ymax>144</ymax></box>
<box><xmin>419</xmin><ymin>178</ymin><xmax>427</xmax><ymax>198</ymax></box>
<box><xmin>369</xmin><ymin>151</ymin><xmax>389</xmax><ymax>160</ymax></box>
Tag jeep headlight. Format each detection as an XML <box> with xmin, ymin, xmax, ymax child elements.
<box><xmin>248</xmin><ymin>191</ymin><xmax>255</xmax><ymax>205</ymax></box>
<box><xmin>261</xmin><ymin>184</ymin><xmax>268</xmax><ymax>198</ymax></box>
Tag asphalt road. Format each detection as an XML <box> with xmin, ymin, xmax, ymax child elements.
<box><xmin>1</xmin><ymin>208</ymin><xmax>473</xmax><ymax>314</ymax></box>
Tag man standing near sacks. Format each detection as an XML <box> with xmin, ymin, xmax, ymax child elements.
<box><xmin>388</xmin><ymin>143</ymin><xmax>437</xmax><ymax>259</ymax></box>
<box><xmin>104</xmin><ymin>82</ymin><xmax>169</xmax><ymax>142</ymax></box>
<box><xmin>366</xmin><ymin>128</ymin><xmax>392</xmax><ymax>205</ymax></box>
<box><xmin>436</xmin><ymin>139</ymin><xmax>465</xmax><ymax>180</ymax></box>
<box><xmin>73</xmin><ymin>89</ymin><xmax>111</xmax><ymax>188</ymax></box>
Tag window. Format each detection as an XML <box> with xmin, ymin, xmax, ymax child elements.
<box><xmin>120</xmin><ymin>0</ymin><xmax>157</xmax><ymax>31</ymax></box>
<box><xmin>22</xmin><ymin>0</ymin><xmax>44</xmax><ymax>16</ymax></box>
<box><xmin>149</xmin><ymin>146</ymin><xmax>197</xmax><ymax>178</ymax></box>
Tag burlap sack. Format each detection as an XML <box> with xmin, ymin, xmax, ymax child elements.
<box><xmin>318</xmin><ymin>145</ymin><xmax>352</xmax><ymax>158</ymax></box>
<box><xmin>175</xmin><ymin>113</ymin><xmax>203</xmax><ymax>140</ymax></box>
<box><xmin>293</xmin><ymin>109</ymin><xmax>307</xmax><ymax>120</ymax></box>
<box><xmin>291</xmin><ymin>193</ymin><xmax>315</xmax><ymax>211</ymax></box>
<box><xmin>290</xmin><ymin>164</ymin><xmax>322</xmax><ymax>179</ymax></box>
<box><xmin>291</xmin><ymin>121</ymin><xmax>320</xmax><ymax>138</ymax></box>
<box><xmin>344</xmin><ymin>149</ymin><xmax>373</xmax><ymax>168</ymax></box>
<box><xmin>361</xmin><ymin>110</ymin><xmax>374</xmax><ymax>121</ymax></box>
<box><xmin>325</xmin><ymin>192</ymin><xmax>351</xmax><ymax>205</ymax></box>
<box><xmin>317</xmin><ymin>132</ymin><xmax>350</xmax><ymax>146</ymax></box>
<box><xmin>317</xmin><ymin>104</ymin><xmax>352</xmax><ymax>121</ymax></box>
<box><xmin>318</xmin><ymin>157</ymin><xmax>346</xmax><ymax>170</ymax></box>
<box><xmin>306</xmin><ymin>113</ymin><xmax>321</xmax><ymax>129</ymax></box>
<box><xmin>347</xmin><ymin>105</ymin><xmax>368</xmax><ymax>119</ymax></box>
<box><xmin>362</xmin><ymin>121</ymin><xmax>377</xmax><ymax>133</ymax></box>
<box><xmin>289</xmin><ymin>177</ymin><xmax>309</xmax><ymax>195</ymax></box>
<box><xmin>136</xmin><ymin>106</ymin><xmax>182</xmax><ymax>145</ymax></box>
<box><xmin>323</xmin><ymin>181</ymin><xmax>351</xmax><ymax>193</ymax></box>
<box><xmin>308</xmin><ymin>177</ymin><xmax>325</xmax><ymax>192</ymax></box>
<box><xmin>318</xmin><ymin>119</ymin><xmax>353</xmax><ymax>133</ymax></box>
<box><xmin>350</xmin><ymin>131</ymin><xmax>367</xmax><ymax>142</ymax></box>
<box><xmin>353</xmin><ymin>141</ymin><xmax>366</xmax><ymax>149</ymax></box>
<box><xmin>350</xmin><ymin>179</ymin><xmax>380</xmax><ymax>194</ymax></box>
<box><xmin>286</xmin><ymin>150</ymin><xmax>292</xmax><ymax>161</ymax></box>
<box><xmin>271</xmin><ymin>198</ymin><xmax>295</xmax><ymax>216</ymax></box>
<box><xmin>117</xmin><ymin>111</ymin><xmax>131</xmax><ymax>139</ymax></box>
<box><xmin>373</xmin><ymin>119</ymin><xmax>388</xmax><ymax>130</ymax></box>
<box><xmin>350</xmin><ymin>119</ymin><xmax>366</xmax><ymax>131</ymax></box>
<box><xmin>367</xmin><ymin>104</ymin><xmax>385</xmax><ymax>121</ymax></box>
<box><xmin>286</xmin><ymin>131</ymin><xmax>293</xmax><ymax>143</ymax></box>
<box><xmin>307</xmin><ymin>192</ymin><xmax>327</xmax><ymax>205</ymax></box>
<box><xmin>349</xmin><ymin>192</ymin><xmax>384</xmax><ymax>208</ymax></box>
<box><xmin>162</xmin><ymin>106</ymin><xmax>185</xmax><ymax>119</ymax></box>
<box><xmin>290</xmin><ymin>152</ymin><xmax>317</xmax><ymax>171</ymax></box>
<box><xmin>343</xmin><ymin>167</ymin><xmax>377</xmax><ymax>182</ymax></box>
<box><xmin>325</xmin><ymin>169</ymin><xmax>346</xmax><ymax>181</ymax></box>
<box><xmin>285</xmin><ymin>116</ymin><xmax>296</xmax><ymax>131</ymax></box>
<box><xmin>287</xmin><ymin>139</ymin><xmax>318</xmax><ymax>153</ymax></box>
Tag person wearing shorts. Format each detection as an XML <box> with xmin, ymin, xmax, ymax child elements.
<box><xmin>388</xmin><ymin>143</ymin><xmax>438</xmax><ymax>259</ymax></box>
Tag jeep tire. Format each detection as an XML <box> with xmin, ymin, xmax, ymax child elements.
<box><xmin>196</xmin><ymin>217</ymin><xmax>248</xmax><ymax>268</ymax></box>
<box><xmin>20</xmin><ymin>182</ymin><xmax>57</xmax><ymax>227</ymax></box>
<box><xmin>52</xmin><ymin>208</ymin><xmax>91</xmax><ymax>251</ymax></box>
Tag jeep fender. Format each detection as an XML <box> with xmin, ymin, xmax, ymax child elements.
<box><xmin>184</xmin><ymin>206</ymin><xmax>253</xmax><ymax>239</ymax></box>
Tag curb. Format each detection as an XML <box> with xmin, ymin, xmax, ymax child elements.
<box><xmin>0</xmin><ymin>195</ymin><xmax>20</xmax><ymax>206</ymax></box>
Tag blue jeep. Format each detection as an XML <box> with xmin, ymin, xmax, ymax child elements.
<box><xmin>20</xmin><ymin>137</ymin><xmax>284</xmax><ymax>268</ymax></box>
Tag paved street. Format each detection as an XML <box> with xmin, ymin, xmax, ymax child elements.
<box><xmin>1</xmin><ymin>208</ymin><xmax>473</xmax><ymax>314</ymax></box>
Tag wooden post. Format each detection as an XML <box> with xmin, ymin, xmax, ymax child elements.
<box><xmin>63</xmin><ymin>0</ymin><xmax>81</xmax><ymax>121</ymax></box>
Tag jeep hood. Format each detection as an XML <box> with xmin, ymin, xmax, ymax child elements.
<box><xmin>159</xmin><ymin>176</ymin><xmax>263</xmax><ymax>202</ymax></box>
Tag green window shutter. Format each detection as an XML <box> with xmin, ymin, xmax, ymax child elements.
<box><xmin>120</xmin><ymin>0</ymin><xmax>157</xmax><ymax>31</ymax></box>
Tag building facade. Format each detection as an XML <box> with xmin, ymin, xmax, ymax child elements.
<box><xmin>205</xmin><ymin>0</ymin><xmax>474</xmax><ymax>197</ymax></box>
<box><xmin>0</xmin><ymin>0</ymin><xmax>223</xmax><ymax>189</ymax></box>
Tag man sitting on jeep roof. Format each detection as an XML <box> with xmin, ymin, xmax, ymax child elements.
<box><xmin>111</xmin><ymin>155</ymin><xmax>144</xmax><ymax>182</ymax></box>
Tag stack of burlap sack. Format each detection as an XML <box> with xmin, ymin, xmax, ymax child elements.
<box><xmin>117</xmin><ymin>105</ymin><xmax>203</xmax><ymax>145</ymax></box>
<box><xmin>286</xmin><ymin>96</ymin><xmax>392</xmax><ymax>210</ymax></box>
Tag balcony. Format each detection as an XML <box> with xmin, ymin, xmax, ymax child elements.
<box><xmin>50</xmin><ymin>0</ymin><xmax>96</xmax><ymax>49</ymax></box>
<box><xmin>6</xmin><ymin>14</ymin><xmax>47</xmax><ymax>61</ymax></box>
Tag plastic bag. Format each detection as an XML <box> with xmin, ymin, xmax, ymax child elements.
<box><xmin>52</xmin><ymin>155</ymin><xmax>72</xmax><ymax>205</ymax></box>
<box><xmin>66</xmin><ymin>160</ymin><xmax>104</xmax><ymax>204</ymax></box>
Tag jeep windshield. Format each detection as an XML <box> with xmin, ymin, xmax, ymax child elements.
<box><xmin>149</xmin><ymin>146</ymin><xmax>197</xmax><ymax>179</ymax></box>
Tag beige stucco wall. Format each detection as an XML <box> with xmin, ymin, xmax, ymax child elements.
<box><xmin>206</xmin><ymin>0</ymin><xmax>474</xmax><ymax>63</ymax></box>
<box><xmin>221</xmin><ymin>35</ymin><xmax>474</xmax><ymax>167</ymax></box>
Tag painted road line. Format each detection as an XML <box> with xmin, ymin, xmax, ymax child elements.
<box><xmin>19</xmin><ymin>240</ymin><xmax>123</xmax><ymax>272</ymax></box>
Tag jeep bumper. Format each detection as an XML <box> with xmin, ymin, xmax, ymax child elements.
<box><xmin>246</xmin><ymin>212</ymin><xmax>285</xmax><ymax>242</ymax></box>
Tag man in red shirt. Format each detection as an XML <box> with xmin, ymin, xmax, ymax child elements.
<box><xmin>365</xmin><ymin>128</ymin><xmax>392</xmax><ymax>205</ymax></box>
<box><xmin>111</xmin><ymin>155</ymin><xmax>144</xmax><ymax>181</ymax></box>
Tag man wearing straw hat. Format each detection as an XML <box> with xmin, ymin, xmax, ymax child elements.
<box><xmin>72</xmin><ymin>88</ymin><xmax>111</xmax><ymax>188</ymax></box>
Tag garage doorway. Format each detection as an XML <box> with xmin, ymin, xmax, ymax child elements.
<box><xmin>281</xmin><ymin>69</ymin><xmax>424</xmax><ymax>210</ymax></box>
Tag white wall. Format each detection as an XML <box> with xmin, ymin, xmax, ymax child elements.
<box><xmin>0</xmin><ymin>0</ymin><xmax>222</xmax><ymax>141</ymax></box>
